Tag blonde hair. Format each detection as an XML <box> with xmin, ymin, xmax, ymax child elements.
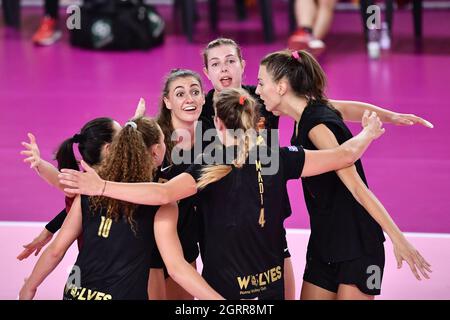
<box><xmin>197</xmin><ymin>88</ymin><xmax>259</xmax><ymax>189</ymax></box>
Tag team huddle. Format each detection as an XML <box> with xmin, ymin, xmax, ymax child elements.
<box><xmin>18</xmin><ymin>38</ymin><xmax>432</xmax><ymax>300</ymax></box>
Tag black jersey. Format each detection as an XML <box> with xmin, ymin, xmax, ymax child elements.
<box><xmin>149</xmin><ymin>125</ymin><xmax>212</xmax><ymax>269</ymax></box>
<box><xmin>291</xmin><ymin>102</ymin><xmax>385</xmax><ymax>263</ymax></box>
<box><xmin>46</xmin><ymin>196</ymin><xmax>75</xmax><ymax>233</ymax></box>
<box><xmin>201</xmin><ymin>86</ymin><xmax>292</xmax><ymax>221</ymax></box>
<box><xmin>47</xmin><ymin>196</ymin><xmax>83</xmax><ymax>249</ymax></box>
<box><xmin>46</xmin><ymin>208</ymin><xmax>67</xmax><ymax>234</ymax></box>
<box><xmin>186</xmin><ymin>145</ymin><xmax>305</xmax><ymax>300</ymax></box>
<box><xmin>150</xmin><ymin>149</ymin><xmax>200</xmax><ymax>268</ymax></box>
<box><xmin>63</xmin><ymin>195</ymin><xmax>159</xmax><ymax>300</ymax></box>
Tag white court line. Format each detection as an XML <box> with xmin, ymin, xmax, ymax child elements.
<box><xmin>0</xmin><ymin>221</ymin><xmax>46</xmax><ymax>227</ymax></box>
<box><xmin>2</xmin><ymin>221</ymin><xmax>450</xmax><ymax>238</ymax></box>
<box><xmin>286</xmin><ymin>228</ymin><xmax>450</xmax><ymax>239</ymax></box>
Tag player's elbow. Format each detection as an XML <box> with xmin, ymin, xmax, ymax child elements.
<box><xmin>352</xmin><ymin>184</ymin><xmax>366</xmax><ymax>204</ymax></box>
<box><xmin>158</xmin><ymin>189</ymin><xmax>171</xmax><ymax>205</ymax></box>
<box><xmin>165</xmin><ymin>261</ymin><xmax>184</xmax><ymax>283</ymax></box>
<box><xmin>47</xmin><ymin>244</ymin><xmax>66</xmax><ymax>260</ymax></box>
<box><xmin>343</xmin><ymin>145</ymin><xmax>358</xmax><ymax>167</ymax></box>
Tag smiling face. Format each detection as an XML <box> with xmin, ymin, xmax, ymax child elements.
<box><xmin>255</xmin><ymin>65</ymin><xmax>283</xmax><ymax>114</ymax></box>
<box><xmin>203</xmin><ymin>44</ymin><xmax>245</xmax><ymax>92</ymax></box>
<box><xmin>163</xmin><ymin>76</ymin><xmax>205</xmax><ymax>124</ymax></box>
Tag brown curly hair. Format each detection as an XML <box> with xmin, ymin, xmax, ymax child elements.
<box><xmin>90</xmin><ymin>116</ymin><xmax>162</xmax><ymax>231</ymax></box>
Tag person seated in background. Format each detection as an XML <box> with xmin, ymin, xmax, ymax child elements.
<box><xmin>288</xmin><ymin>0</ymin><xmax>337</xmax><ymax>54</ymax></box>
<box><xmin>32</xmin><ymin>0</ymin><xmax>62</xmax><ymax>46</ymax></box>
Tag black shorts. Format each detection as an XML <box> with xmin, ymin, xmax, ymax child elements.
<box><xmin>162</xmin><ymin>243</ymin><xmax>199</xmax><ymax>279</ymax></box>
<box><xmin>303</xmin><ymin>245</ymin><xmax>385</xmax><ymax>296</ymax></box>
<box><xmin>150</xmin><ymin>208</ymin><xmax>200</xmax><ymax>271</ymax></box>
<box><xmin>151</xmin><ymin>241</ymin><xmax>199</xmax><ymax>274</ymax></box>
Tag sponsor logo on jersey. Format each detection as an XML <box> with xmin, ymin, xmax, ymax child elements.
<box><xmin>236</xmin><ymin>265</ymin><xmax>282</xmax><ymax>295</ymax></box>
<box><xmin>65</xmin><ymin>285</ymin><xmax>112</xmax><ymax>300</ymax></box>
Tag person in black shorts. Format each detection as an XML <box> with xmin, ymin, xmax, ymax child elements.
<box><xmin>256</xmin><ymin>49</ymin><xmax>432</xmax><ymax>299</ymax></box>
<box><xmin>59</xmin><ymin>88</ymin><xmax>385</xmax><ymax>300</ymax></box>
<box><xmin>201</xmin><ymin>37</ymin><xmax>294</xmax><ymax>299</ymax></box>
<box><xmin>19</xmin><ymin>116</ymin><xmax>222</xmax><ymax>300</ymax></box>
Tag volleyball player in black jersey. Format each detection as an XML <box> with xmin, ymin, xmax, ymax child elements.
<box><xmin>256</xmin><ymin>50</ymin><xmax>432</xmax><ymax>299</ymax></box>
<box><xmin>19</xmin><ymin>116</ymin><xmax>222</xmax><ymax>300</ymax></box>
<box><xmin>59</xmin><ymin>88</ymin><xmax>385</xmax><ymax>300</ymax></box>
<box><xmin>148</xmin><ymin>69</ymin><xmax>206</xmax><ymax>300</ymax></box>
<box><xmin>17</xmin><ymin>117</ymin><xmax>122</xmax><ymax>260</ymax></box>
<box><xmin>17</xmin><ymin>101</ymin><xmax>146</xmax><ymax>261</ymax></box>
<box><xmin>200</xmin><ymin>37</ymin><xmax>432</xmax><ymax>299</ymax></box>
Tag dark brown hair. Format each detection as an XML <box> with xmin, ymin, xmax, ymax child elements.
<box><xmin>55</xmin><ymin>117</ymin><xmax>116</xmax><ymax>171</ymax></box>
<box><xmin>260</xmin><ymin>49</ymin><xmax>342</xmax><ymax>117</ymax></box>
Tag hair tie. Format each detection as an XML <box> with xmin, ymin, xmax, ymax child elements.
<box><xmin>125</xmin><ymin>121</ymin><xmax>137</xmax><ymax>129</ymax></box>
<box><xmin>292</xmin><ymin>50</ymin><xmax>301</xmax><ymax>61</ymax></box>
<box><xmin>72</xmin><ymin>133</ymin><xmax>85</xmax><ymax>144</ymax></box>
<box><xmin>239</xmin><ymin>95</ymin><xmax>247</xmax><ymax>106</ymax></box>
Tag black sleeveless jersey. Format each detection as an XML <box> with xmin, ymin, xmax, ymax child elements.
<box><xmin>186</xmin><ymin>145</ymin><xmax>305</xmax><ymax>299</ymax></box>
<box><xmin>200</xmin><ymin>86</ymin><xmax>291</xmax><ymax>220</ymax></box>
<box><xmin>291</xmin><ymin>102</ymin><xmax>385</xmax><ymax>263</ymax></box>
<box><xmin>63</xmin><ymin>195</ymin><xmax>159</xmax><ymax>300</ymax></box>
<box><xmin>150</xmin><ymin>150</ymin><xmax>200</xmax><ymax>268</ymax></box>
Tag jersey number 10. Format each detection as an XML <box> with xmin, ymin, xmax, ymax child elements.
<box><xmin>98</xmin><ymin>216</ymin><xmax>112</xmax><ymax>238</ymax></box>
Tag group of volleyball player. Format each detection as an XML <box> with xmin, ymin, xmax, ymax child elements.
<box><xmin>18</xmin><ymin>38</ymin><xmax>432</xmax><ymax>300</ymax></box>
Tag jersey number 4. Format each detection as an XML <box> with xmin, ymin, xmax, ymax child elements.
<box><xmin>98</xmin><ymin>216</ymin><xmax>112</xmax><ymax>238</ymax></box>
<box><xmin>259</xmin><ymin>208</ymin><xmax>266</xmax><ymax>228</ymax></box>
